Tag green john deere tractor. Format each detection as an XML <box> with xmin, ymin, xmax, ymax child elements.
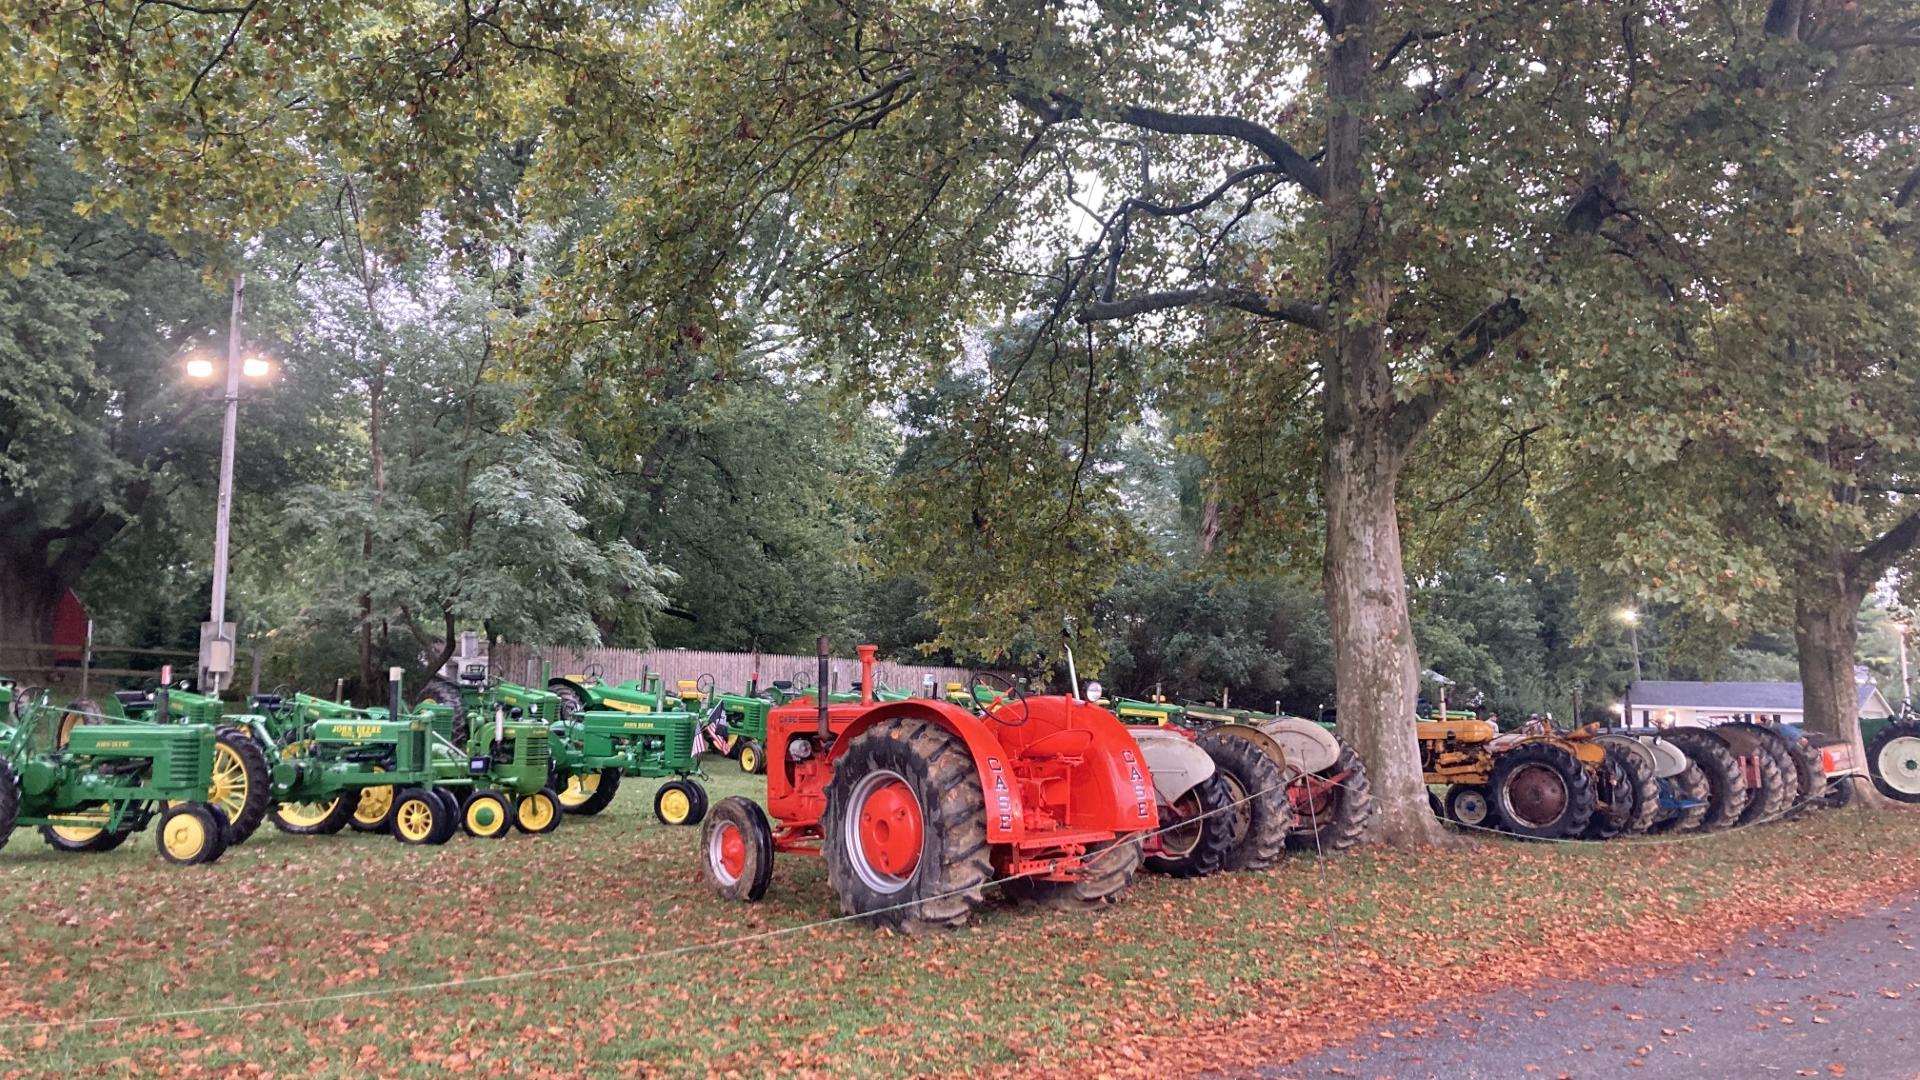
<box><xmin>0</xmin><ymin>689</ymin><xmax>233</xmax><ymax>864</ymax></box>
<box><xmin>99</xmin><ymin>683</ymin><xmax>274</xmax><ymax>843</ymax></box>
<box><xmin>547</xmin><ymin>704</ymin><xmax>708</xmax><ymax>824</ymax></box>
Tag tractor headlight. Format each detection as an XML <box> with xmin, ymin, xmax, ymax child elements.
<box><xmin>788</xmin><ymin>736</ymin><xmax>813</xmax><ymax>761</ymax></box>
<box><xmin>1085</xmin><ymin>681</ymin><xmax>1103</xmax><ymax>703</ymax></box>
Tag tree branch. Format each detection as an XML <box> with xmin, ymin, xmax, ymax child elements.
<box><xmin>1388</xmin><ymin>297</ymin><xmax>1530</xmax><ymax>449</ymax></box>
<box><xmin>1858</xmin><ymin>508</ymin><xmax>1920</xmax><ymax>575</ymax></box>
<box><xmin>1078</xmin><ymin>286</ymin><xmax>1325</xmax><ymax>330</ymax></box>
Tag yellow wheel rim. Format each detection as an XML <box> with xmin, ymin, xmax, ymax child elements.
<box><xmin>162</xmin><ymin>813</ymin><xmax>209</xmax><ymax>860</ymax></box>
<box><xmin>395</xmin><ymin>800</ymin><xmax>437</xmax><ymax>842</ymax></box>
<box><xmin>558</xmin><ymin>773</ymin><xmax>599</xmax><ymax>808</ymax></box>
<box><xmin>48</xmin><ymin>806</ymin><xmax>112</xmax><ymax>844</ymax></box>
<box><xmin>466</xmin><ymin>797</ymin><xmax>505</xmax><ymax>835</ymax></box>
<box><xmin>517</xmin><ymin>794</ymin><xmax>556</xmax><ymax>831</ymax></box>
<box><xmin>208</xmin><ymin>742</ymin><xmax>249</xmax><ymax>822</ymax></box>
<box><xmin>658</xmin><ymin>787</ymin><xmax>692</xmax><ymax>824</ymax></box>
<box><xmin>276</xmin><ymin>799</ymin><xmax>341</xmax><ymax>828</ymax></box>
<box><xmin>354</xmin><ymin>784</ymin><xmax>396</xmax><ymax>826</ymax></box>
<box><xmin>739</xmin><ymin>747</ymin><xmax>758</xmax><ymax>773</ymax></box>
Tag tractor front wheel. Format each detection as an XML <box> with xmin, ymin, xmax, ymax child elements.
<box><xmin>462</xmin><ymin>790</ymin><xmax>514</xmax><ymax>839</ymax></box>
<box><xmin>391</xmin><ymin>789</ymin><xmax>457</xmax><ymax>846</ymax></box>
<box><xmin>556</xmin><ymin>767</ymin><xmax>623</xmax><ymax>815</ymax></box>
<box><xmin>738</xmin><ymin>740</ymin><xmax>767</xmax><ymax>776</ymax></box>
<box><xmin>653</xmin><ymin>780</ymin><xmax>704</xmax><ymax>826</ymax></box>
<box><xmin>1144</xmin><ymin>773</ymin><xmax>1235</xmax><ymax>878</ymax></box>
<box><xmin>156</xmin><ymin>804</ymin><xmax>228</xmax><ymax>866</ymax></box>
<box><xmin>703</xmin><ymin>796</ymin><xmax>775</xmax><ymax>902</ymax></box>
<box><xmin>823</xmin><ymin>718</ymin><xmax>992</xmax><ymax>932</ymax></box>
<box><xmin>1444</xmin><ymin>785</ymin><xmax>1493</xmax><ymax>828</ymax></box>
<box><xmin>516</xmin><ymin>788</ymin><xmax>563</xmax><ymax>834</ymax></box>
<box><xmin>1488</xmin><ymin>742</ymin><xmax>1594</xmax><ymax>839</ymax></box>
<box><xmin>1867</xmin><ymin>721</ymin><xmax>1920</xmax><ymax>804</ymax></box>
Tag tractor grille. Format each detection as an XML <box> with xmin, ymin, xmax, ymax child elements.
<box><xmin>160</xmin><ymin>739</ymin><xmax>210</xmax><ymax>789</ymax></box>
<box><xmin>521</xmin><ymin>730</ymin><xmax>550</xmax><ymax>771</ymax></box>
<box><xmin>659</xmin><ymin>722</ymin><xmax>694</xmax><ymax>766</ymax></box>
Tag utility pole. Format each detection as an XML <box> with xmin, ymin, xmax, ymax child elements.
<box><xmin>1898</xmin><ymin>620</ymin><xmax>1912</xmax><ymax>706</ymax></box>
<box><xmin>205</xmin><ymin>273</ymin><xmax>245</xmax><ymax>695</ymax></box>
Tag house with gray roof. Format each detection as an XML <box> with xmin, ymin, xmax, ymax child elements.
<box><xmin>1624</xmin><ymin>679</ymin><xmax>1894</xmax><ymax>728</ymax></box>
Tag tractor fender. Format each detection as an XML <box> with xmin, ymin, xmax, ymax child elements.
<box><xmin>1684</xmin><ymin>721</ymin><xmax>1762</xmax><ymax>758</ymax></box>
<box><xmin>1597</xmin><ymin>733</ymin><xmax>1688</xmax><ymax>779</ymax></box>
<box><xmin>831</xmin><ymin>700</ymin><xmax>1028</xmax><ymax>844</ymax></box>
<box><xmin>1253</xmin><ymin>717</ymin><xmax>1340</xmax><ymax>774</ymax></box>
<box><xmin>1204</xmin><ymin>722</ymin><xmax>1293</xmax><ymax>774</ymax></box>
<box><xmin>1129</xmin><ymin>727</ymin><xmax>1216</xmax><ymax>803</ymax></box>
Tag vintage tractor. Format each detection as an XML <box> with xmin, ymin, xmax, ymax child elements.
<box><xmin>1591</xmin><ymin>730</ymin><xmax>1706</xmax><ymax>834</ymax></box>
<box><xmin>1419</xmin><ymin>715</ymin><xmax>1612</xmax><ymax>839</ymax></box>
<box><xmin>0</xmin><ymin>690</ymin><xmax>232</xmax><ymax>864</ymax></box>
<box><xmin>97</xmin><ymin>683</ymin><xmax>274</xmax><ymax>843</ymax></box>
<box><xmin>548</xmin><ymin>670</ymin><xmax>689</xmax><ymax>717</ymax></box>
<box><xmin>701</xmin><ymin>644</ymin><xmax>1157</xmax><ymax>931</ymax></box>
<box><xmin>546</xmin><ymin>702</ymin><xmax>708</xmax><ymax>824</ymax></box>
<box><xmin>1864</xmin><ymin>706</ymin><xmax>1920</xmax><ymax>804</ymax></box>
<box><xmin>1177</xmin><ymin>704</ymin><xmax>1374</xmax><ymax>856</ymax></box>
<box><xmin>254</xmin><ymin>676</ymin><xmax>562</xmax><ymax>843</ymax></box>
<box><xmin>1662</xmin><ymin>721</ymin><xmax>1794</xmax><ymax>827</ymax></box>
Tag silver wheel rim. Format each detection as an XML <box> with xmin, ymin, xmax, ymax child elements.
<box><xmin>844</xmin><ymin>768</ymin><xmax>918</xmax><ymax>895</ymax></box>
<box><xmin>1878</xmin><ymin>735</ymin><xmax>1920</xmax><ymax>796</ymax></box>
<box><xmin>1454</xmin><ymin>790</ymin><xmax>1489</xmax><ymax>825</ymax></box>
<box><xmin>708</xmin><ymin>824</ymin><xmax>741</xmax><ymax>887</ymax></box>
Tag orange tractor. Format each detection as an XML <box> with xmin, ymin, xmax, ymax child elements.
<box><xmin>700</xmin><ymin>643</ymin><xmax>1158</xmax><ymax>931</ymax></box>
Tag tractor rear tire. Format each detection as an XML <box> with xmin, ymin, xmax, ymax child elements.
<box><xmin>703</xmin><ymin>796</ymin><xmax>775</xmax><ymax>902</ymax></box>
<box><xmin>823</xmin><ymin>717</ymin><xmax>993</xmax><ymax>932</ymax></box>
<box><xmin>548</xmin><ymin>681</ymin><xmax>585</xmax><ymax>721</ymax></box>
<box><xmin>0</xmin><ymin>753</ymin><xmax>17</xmax><ymax>854</ymax></box>
<box><xmin>271</xmin><ymin>796</ymin><xmax>355</xmax><ymax>836</ymax></box>
<box><xmin>1647</xmin><ymin>763</ymin><xmax>1712</xmax><ymax>834</ymax></box>
<box><xmin>55</xmin><ymin>698</ymin><xmax>104</xmax><ymax>749</ymax></box>
<box><xmin>39</xmin><ymin>803</ymin><xmax>133</xmax><ymax>853</ymax></box>
<box><xmin>1005</xmin><ymin>834</ymin><xmax>1146</xmax><ymax>911</ymax></box>
<box><xmin>1866</xmin><ymin>720</ymin><xmax>1920</xmax><ymax>804</ymax></box>
<box><xmin>416</xmin><ymin>679</ymin><xmax>469</xmax><ymax>747</ymax></box>
<box><xmin>210</xmin><ymin>728</ymin><xmax>272</xmax><ymax>844</ymax></box>
<box><xmin>1284</xmin><ymin>738</ymin><xmax>1373</xmax><ymax>854</ymax></box>
<box><xmin>1782</xmin><ymin>736</ymin><xmax>1822</xmax><ymax>818</ymax></box>
<box><xmin>1717</xmin><ymin>723</ymin><xmax>1794</xmax><ymax>825</ymax></box>
<box><xmin>1488</xmin><ymin>742</ymin><xmax>1594</xmax><ymax>839</ymax></box>
<box><xmin>156</xmin><ymin>804</ymin><xmax>228</xmax><ymax>866</ymax></box>
<box><xmin>558</xmin><ymin>767</ymin><xmax>624</xmax><ymax>815</ymax></box>
<box><xmin>1144</xmin><ymin>773</ymin><xmax>1236</xmax><ymax>878</ymax></box>
<box><xmin>1613</xmin><ymin>744</ymin><xmax>1661</xmax><ymax>835</ymax></box>
<box><xmin>1194</xmin><ymin>730</ymin><xmax>1290</xmax><ymax>870</ymax></box>
<box><xmin>1660</xmin><ymin>729</ymin><xmax>1748</xmax><ymax>831</ymax></box>
<box><xmin>1444</xmin><ymin>785</ymin><xmax>1494</xmax><ymax>829</ymax></box>
<box><xmin>1582</xmin><ymin>748</ymin><xmax>1638</xmax><ymax>840</ymax></box>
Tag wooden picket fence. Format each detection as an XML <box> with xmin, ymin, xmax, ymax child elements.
<box><xmin>487</xmin><ymin>643</ymin><xmax>974</xmax><ymax>697</ymax></box>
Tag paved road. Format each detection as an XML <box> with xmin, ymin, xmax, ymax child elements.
<box><xmin>1269</xmin><ymin>894</ymin><xmax>1919</xmax><ymax>1080</ymax></box>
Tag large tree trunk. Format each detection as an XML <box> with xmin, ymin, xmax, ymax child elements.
<box><xmin>1791</xmin><ymin>554</ymin><xmax>1882</xmax><ymax>806</ymax></box>
<box><xmin>0</xmin><ymin>559</ymin><xmax>63</xmax><ymax>661</ymax></box>
<box><xmin>1315</xmin><ymin>0</ymin><xmax>1449</xmax><ymax>847</ymax></box>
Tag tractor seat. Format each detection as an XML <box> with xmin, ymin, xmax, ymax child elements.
<box><xmin>114</xmin><ymin>690</ymin><xmax>150</xmax><ymax>707</ymax></box>
<box><xmin>1020</xmin><ymin>728</ymin><xmax>1093</xmax><ymax>764</ymax></box>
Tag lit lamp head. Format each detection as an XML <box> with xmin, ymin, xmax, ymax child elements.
<box><xmin>186</xmin><ymin>356</ymin><xmax>216</xmax><ymax>379</ymax></box>
<box><xmin>242</xmin><ymin>356</ymin><xmax>271</xmax><ymax>378</ymax></box>
<box><xmin>1617</xmin><ymin>607</ymin><xmax>1639</xmax><ymax>625</ymax></box>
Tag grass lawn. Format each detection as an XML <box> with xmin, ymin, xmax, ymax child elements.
<box><xmin>1</xmin><ymin>759</ymin><xmax>1915</xmax><ymax>1078</ymax></box>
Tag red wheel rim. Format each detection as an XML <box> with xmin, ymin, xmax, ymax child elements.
<box><xmin>716</xmin><ymin>822</ymin><xmax>746</xmax><ymax>881</ymax></box>
<box><xmin>854</xmin><ymin>776</ymin><xmax>924</xmax><ymax>883</ymax></box>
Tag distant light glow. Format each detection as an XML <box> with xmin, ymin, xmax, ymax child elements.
<box><xmin>186</xmin><ymin>357</ymin><xmax>215</xmax><ymax>379</ymax></box>
<box><xmin>1617</xmin><ymin>607</ymin><xmax>1640</xmax><ymax>625</ymax></box>
<box><xmin>243</xmin><ymin>356</ymin><xmax>271</xmax><ymax>378</ymax></box>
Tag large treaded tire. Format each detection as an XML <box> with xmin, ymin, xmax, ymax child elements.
<box><xmin>1004</xmin><ymin>835</ymin><xmax>1145</xmax><ymax>911</ymax></box>
<box><xmin>1488</xmin><ymin>742</ymin><xmax>1594</xmax><ymax>839</ymax></box>
<box><xmin>1582</xmin><ymin>746</ymin><xmax>1639</xmax><ymax>840</ymax></box>
<box><xmin>0</xmin><ymin>754</ymin><xmax>18</xmax><ymax>854</ymax></box>
<box><xmin>1648</xmin><ymin>763</ymin><xmax>1711</xmax><ymax>834</ymax></box>
<box><xmin>1716</xmin><ymin>722</ymin><xmax>1793</xmax><ymax>825</ymax></box>
<box><xmin>1284</xmin><ymin>738</ymin><xmax>1372</xmax><ymax>853</ymax></box>
<box><xmin>56</xmin><ymin>698</ymin><xmax>105</xmax><ymax>749</ymax></box>
<box><xmin>1781</xmin><ymin>735</ymin><xmax>1822</xmax><ymax>819</ymax></box>
<box><xmin>415</xmin><ymin>678</ymin><xmax>469</xmax><ymax>747</ymax></box>
<box><xmin>1144</xmin><ymin>773</ymin><xmax>1236</xmax><ymax>878</ymax></box>
<box><xmin>703</xmin><ymin>796</ymin><xmax>775</xmax><ymax>902</ymax></box>
<box><xmin>553</xmin><ymin>765</ymin><xmax>623</xmax><ymax>816</ymax></box>
<box><xmin>547</xmin><ymin>681</ymin><xmax>585</xmax><ymax>722</ymax></box>
<box><xmin>212</xmin><ymin>728</ymin><xmax>272</xmax><ymax>844</ymax></box>
<box><xmin>1614</xmin><ymin>744</ymin><xmax>1661</xmax><ymax>835</ymax></box>
<box><xmin>1866</xmin><ymin>720</ymin><xmax>1920</xmax><ymax>804</ymax></box>
<box><xmin>1660</xmin><ymin>729</ymin><xmax>1748</xmax><ymax>831</ymax></box>
<box><xmin>1195</xmin><ymin>730</ymin><xmax>1290</xmax><ymax>870</ymax></box>
<box><xmin>271</xmin><ymin>796</ymin><xmax>356</xmax><ymax>836</ymax></box>
<box><xmin>823</xmin><ymin>717</ymin><xmax>993</xmax><ymax>932</ymax></box>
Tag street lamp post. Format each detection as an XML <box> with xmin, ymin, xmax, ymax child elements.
<box><xmin>1617</xmin><ymin>606</ymin><xmax>1642</xmax><ymax>684</ymax></box>
<box><xmin>1897</xmin><ymin>620</ymin><xmax>1912</xmax><ymax>706</ymax></box>
<box><xmin>188</xmin><ymin>273</ymin><xmax>270</xmax><ymax>696</ymax></box>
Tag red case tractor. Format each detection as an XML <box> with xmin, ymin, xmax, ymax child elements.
<box><xmin>701</xmin><ymin>643</ymin><xmax>1159</xmax><ymax>931</ymax></box>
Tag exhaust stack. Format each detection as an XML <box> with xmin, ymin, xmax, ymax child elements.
<box><xmin>857</xmin><ymin>644</ymin><xmax>877</xmax><ymax>706</ymax></box>
<box><xmin>816</xmin><ymin>636</ymin><xmax>832</xmax><ymax>742</ymax></box>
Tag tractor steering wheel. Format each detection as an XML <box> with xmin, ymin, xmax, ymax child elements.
<box><xmin>968</xmin><ymin>672</ymin><xmax>1029</xmax><ymax>727</ymax></box>
<box><xmin>696</xmin><ymin>672</ymin><xmax>717</xmax><ymax>696</ymax></box>
<box><xmin>585</xmin><ymin>663</ymin><xmax>605</xmax><ymax>684</ymax></box>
